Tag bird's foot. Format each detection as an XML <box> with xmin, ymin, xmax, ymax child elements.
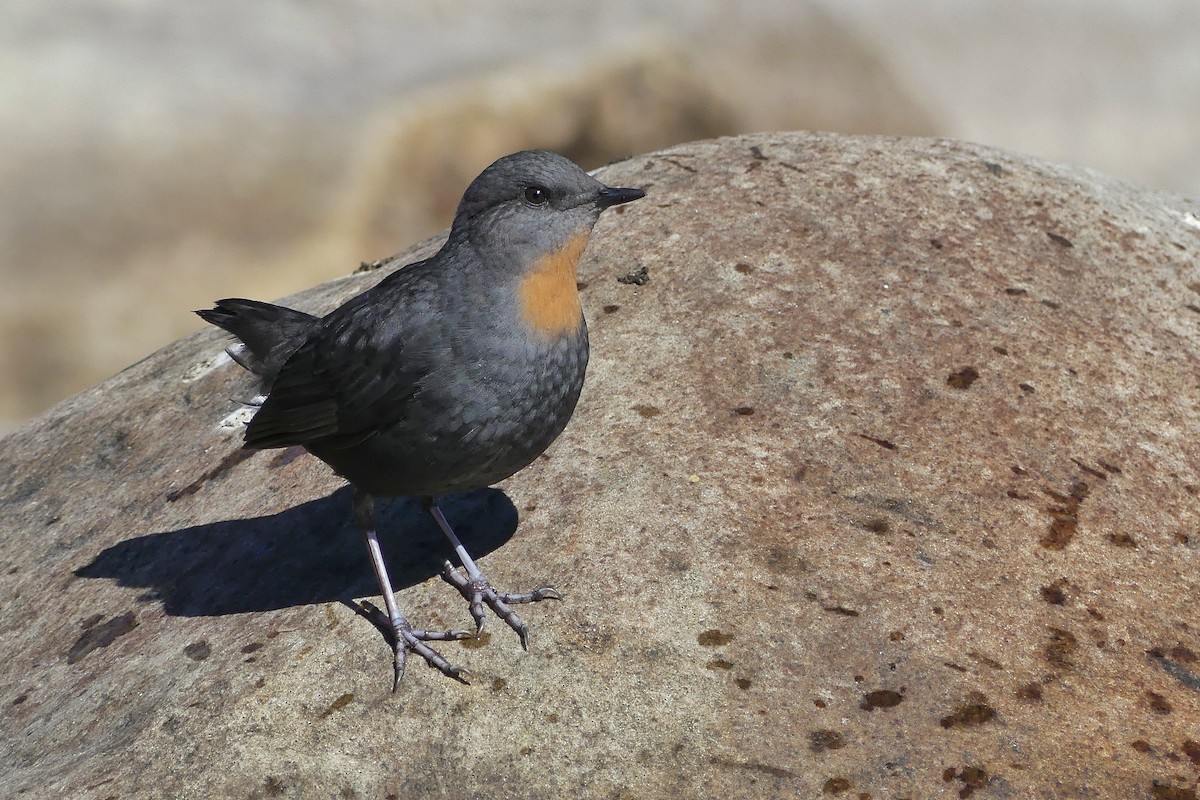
<box><xmin>357</xmin><ymin>600</ymin><xmax>473</xmax><ymax>689</ymax></box>
<box><xmin>438</xmin><ymin>561</ymin><xmax>562</xmax><ymax>649</ymax></box>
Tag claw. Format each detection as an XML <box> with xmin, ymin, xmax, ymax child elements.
<box><xmin>392</xmin><ymin>646</ymin><xmax>407</xmax><ymax>691</ymax></box>
<box><xmin>437</xmin><ymin>559</ymin><xmax>560</xmax><ymax>650</ymax></box>
<box><xmin>355</xmin><ymin>598</ymin><xmax>473</xmax><ymax>691</ymax></box>
<box><xmin>501</xmin><ymin>586</ymin><xmax>563</xmax><ymax>604</ymax></box>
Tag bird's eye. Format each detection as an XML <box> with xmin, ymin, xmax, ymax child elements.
<box><xmin>523</xmin><ymin>185</ymin><xmax>549</xmax><ymax>205</ymax></box>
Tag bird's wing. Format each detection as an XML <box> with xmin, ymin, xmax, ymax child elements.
<box><xmin>243</xmin><ymin>280</ymin><xmax>433</xmax><ymax>450</ymax></box>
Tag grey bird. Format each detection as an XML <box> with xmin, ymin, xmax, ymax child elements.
<box><xmin>198</xmin><ymin>150</ymin><xmax>644</xmax><ymax>688</ymax></box>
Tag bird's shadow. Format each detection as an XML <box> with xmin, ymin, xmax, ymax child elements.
<box><xmin>74</xmin><ymin>487</ymin><xmax>518</xmax><ymax>617</ymax></box>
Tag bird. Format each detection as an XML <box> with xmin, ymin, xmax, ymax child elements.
<box><xmin>198</xmin><ymin>149</ymin><xmax>645</xmax><ymax>688</ymax></box>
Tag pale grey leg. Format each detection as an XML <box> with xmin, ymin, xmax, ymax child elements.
<box><xmin>353</xmin><ymin>490</ymin><xmax>471</xmax><ymax>688</ymax></box>
<box><xmin>423</xmin><ymin>497</ymin><xmax>562</xmax><ymax>649</ymax></box>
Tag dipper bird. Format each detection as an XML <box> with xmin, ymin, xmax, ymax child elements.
<box><xmin>198</xmin><ymin>150</ymin><xmax>644</xmax><ymax>688</ymax></box>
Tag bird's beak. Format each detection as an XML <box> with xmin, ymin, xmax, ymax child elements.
<box><xmin>596</xmin><ymin>186</ymin><xmax>646</xmax><ymax>209</ymax></box>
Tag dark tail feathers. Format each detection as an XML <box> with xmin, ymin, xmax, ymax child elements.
<box><xmin>196</xmin><ymin>298</ymin><xmax>318</xmax><ymax>385</ymax></box>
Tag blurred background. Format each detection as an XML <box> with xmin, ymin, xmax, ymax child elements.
<box><xmin>3</xmin><ymin>0</ymin><xmax>1199</xmax><ymax>434</ymax></box>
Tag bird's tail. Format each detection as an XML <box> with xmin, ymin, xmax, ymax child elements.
<box><xmin>196</xmin><ymin>298</ymin><xmax>318</xmax><ymax>386</ymax></box>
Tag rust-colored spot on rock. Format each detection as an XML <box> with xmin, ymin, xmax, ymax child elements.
<box><xmin>809</xmin><ymin>730</ymin><xmax>847</xmax><ymax>753</ymax></box>
<box><xmin>733</xmin><ymin>406</ymin><xmax>755</xmax><ymax>417</ymax></box>
<box><xmin>1182</xmin><ymin>740</ymin><xmax>1200</xmax><ymax>766</ymax></box>
<box><xmin>856</xmin><ymin>433</ymin><xmax>896</xmax><ymax>450</ymax></box>
<box><xmin>863</xmin><ymin>517</ymin><xmax>890</xmax><ymax>534</ymax></box>
<box><xmin>602</xmin><ymin>304</ymin><xmax>620</xmax><ymax>314</ymax></box>
<box><xmin>1146</xmin><ymin>691</ymin><xmax>1173</xmax><ymax>715</ymax></box>
<box><xmin>822</xmin><ymin>777</ymin><xmax>852</xmax><ymax>795</ymax></box>
<box><xmin>940</xmin><ymin>692</ymin><xmax>996</xmax><ymax>728</ymax></box>
<box><xmin>1131</xmin><ymin>740</ymin><xmax>1152</xmax><ymax>753</ymax></box>
<box><xmin>947</xmin><ymin>366</ymin><xmax>980</xmax><ymax>390</ymax></box>
<box><xmin>1044</xmin><ymin>627</ymin><xmax>1079</xmax><ymax>669</ymax></box>
<box><xmin>1016</xmin><ymin>682</ymin><xmax>1044</xmax><ymax>702</ymax></box>
<box><xmin>944</xmin><ymin>766</ymin><xmax>988</xmax><ymax>798</ymax></box>
<box><xmin>460</xmin><ymin>632</ymin><xmax>492</xmax><ymax>650</ymax></box>
<box><xmin>183</xmin><ymin>640</ymin><xmax>211</xmax><ymax>661</ymax></box>
<box><xmin>735</xmin><ymin>678</ymin><xmax>751</xmax><ymax>690</ymax></box>
<box><xmin>1108</xmin><ymin>532</ymin><xmax>1138</xmax><ymax>548</ymax></box>
<box><xmin>698</xmin><ymin>629</ymin><xmax>734</xmax><ymax>647</ymax></box>
<box><xmin>861</xmin><ymin>689</ymin><xmax>904</xmax><ymax>711</ymax></box>
<box><xmin>66</xmin><ymin>611</ymin><xmax>139</xmax><ymax>664</ymax></box>
<box><xmin>318</xmin><ymin>693</ymin><xmax>354</xmax><ymax>719</ymax></box>
<box><xmin>1170</xmin><ymin>646</ymin><xmax>1198</xmax><ymax>663</ymax></box>
<box><xmin>1040</xmin><ymin>480</ymin><xmax>1090</xmax><ymax>549</ymax></box>
<box><xmin>491</xmin><ymin>678</ymin><xmax>508</xmax><ymax>692</ymax></box>
<box><xmin>1039</xmin><ymin>580</ymin><xmax>1068</xmax><ymax>605</ymax></box>
<box><xmin>1069</xmin><ymin>458</ymin><xmax>1109</xmax><ymax>480</ymax></box>
<box><xmin>706</xmin><ymin>657</ymin><xmax>734</xmax><ymax>671</ymax></box>
<box><xmin>734</xmin><ymin>262</ymin><xmax>753</xmax><ymax>274</ymax></box>
<box><xmin>632</xmin><ymin>404</ymin><xmax>662</xmax><ymax>418</ymax></box>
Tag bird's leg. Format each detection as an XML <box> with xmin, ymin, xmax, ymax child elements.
<box><xmin>352</xmin><ymin>489</ymin><xmax>471</xmax><ymax>688</ymax></box>
<box><xmin>423</xmin><ymin>497</ymin><xmax>562</xmax><ymax>649</ymax></box>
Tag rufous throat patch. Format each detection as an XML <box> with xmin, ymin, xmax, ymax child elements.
<box><xmin>517</xmin><ymin>232</ymin><xmax>588</xmax><ymax>339</ymax></box>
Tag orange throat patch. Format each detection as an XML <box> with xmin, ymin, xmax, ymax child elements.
<box><xmin>517</xmin><ymin>232</ymin><xmax>588</xmax><ymax>339</ymax></box>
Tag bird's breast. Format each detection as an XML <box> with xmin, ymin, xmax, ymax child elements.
<box><xmin>516</xmin><ymin>232</ymin><xmax>588</xmax><ymax>340</ymax></box>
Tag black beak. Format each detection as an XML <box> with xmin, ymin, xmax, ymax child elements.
<box><xmin>596</xmin><ymin>186</ymin><xmax>646</xmax><ymax>209</ymax></box>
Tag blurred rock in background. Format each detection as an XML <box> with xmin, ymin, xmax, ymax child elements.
<box><xmin>2</xmin><ymin>0</ymin><xmax>1197</xmax><ymax>433</ymax></box>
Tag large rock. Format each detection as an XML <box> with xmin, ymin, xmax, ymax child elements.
<box><xmin>2</xmin><ymin>132</ymin><xmax>1199</xmax><ymax>798</ymax></box>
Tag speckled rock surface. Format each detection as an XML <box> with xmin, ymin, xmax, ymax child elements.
<box><xmin>2</xmin><ymin>132</ymin><xmax>1199</xmax><ymax>799</ymax></box>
